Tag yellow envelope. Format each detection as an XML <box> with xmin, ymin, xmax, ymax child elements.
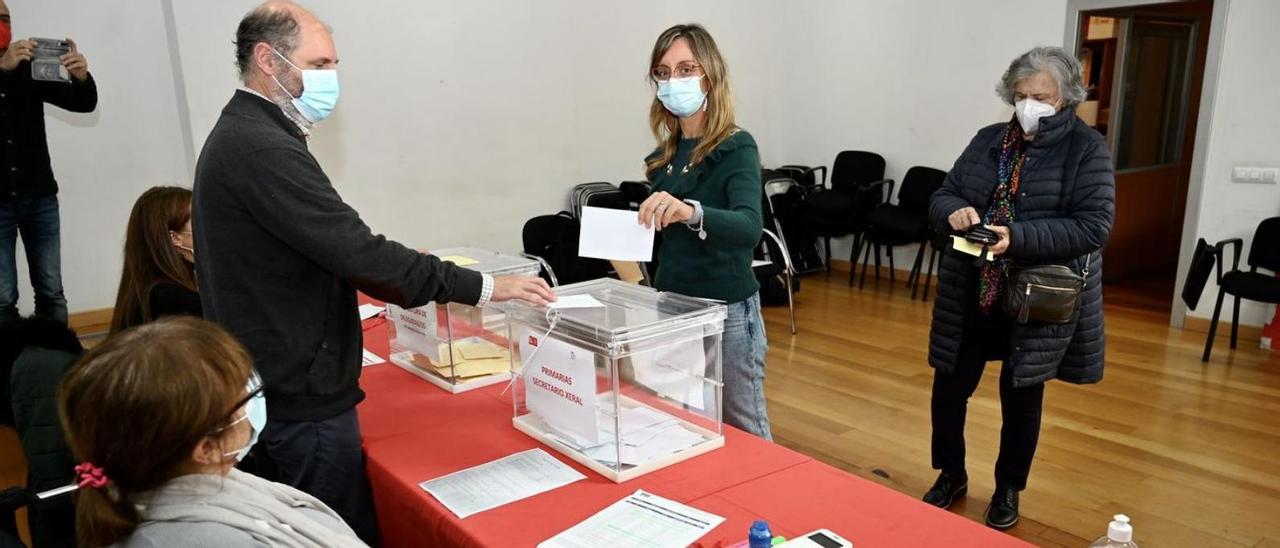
<box><xmin>951</xmin><ymin>236</ymin><xmax>995</xmax><ymax>262</ymax></box>
<box><xmin>439</xmin><ymin>255</ymin><xmax>479</xmax><ymax>267</ymax></box>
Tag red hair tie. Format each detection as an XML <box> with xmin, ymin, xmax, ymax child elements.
<box><xmin>74</xmin><ymin>462</ymin><xmax>109</xmax><ymax>489</ymax></box>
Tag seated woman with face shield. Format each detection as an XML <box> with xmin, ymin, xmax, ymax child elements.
<box><xmin>58</xmin><ymin>317</ymin><xmax>367</xmax><ymax>547</ymax></box>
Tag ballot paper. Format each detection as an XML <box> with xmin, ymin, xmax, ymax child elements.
<box><xmin>420</xmin><ymin>449</ymin><xmax>586</xmax><ymax>519</ymax></box>
<box><xmin>579</xmin><ymin>206</ymin><xmax>655</xmax><ymax>261</ymax></box>
<box><xmin>538</xmin><ymin>490</ymin><xmax>724</xmax><ymax>548</ymax></box>
<box><xmin>439</xmin><ymin>255</ymin><xmax>479</xmax><ymax>267</ymax></box>
<box><xmin>358</xmin><ymin>303</ymin><xmax>385</xmax><ymax>321</ymax></box>
<box><xmin>543</xmin><ymin>404</ymin><xmax>706</xmax><ymax>467</ymax></box>
<box><xmin>951</xmin><ymin>235</ymin><xmax>995</xmax><ymax>262</ymax></box>
<box><xmin>361</xmin><ymin>348</ymin><xmax>385</xmax><ymax>367</ymax></box>
<box><xmin>547</xmin><ymin>294</ymin><xmax>606</xmax><ymax>310</ymax></box>
<box><xmin>629</xmin><ymin>338</ymin><xmax>707</xmax><ymax>411</ymax></box>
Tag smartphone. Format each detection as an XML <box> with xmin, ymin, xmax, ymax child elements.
<box><xmin>31</xmin><ymin>37</ymin><xmax>72</xmax><ymax>83</ymax></box>
<box><xmin>780</xmin><ymin>529</ymin><xmax>853</xmax><ymax>548</ymax></box>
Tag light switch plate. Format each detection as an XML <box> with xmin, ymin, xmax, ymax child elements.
<box><xmin>1232</xmin><ymin>166</ymin><xmax>1279</xmax><ymax>184</ymax></box>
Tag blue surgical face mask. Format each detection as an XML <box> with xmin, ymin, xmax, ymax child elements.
<box><xmin>270</xmin><ymin>48</ymin><xmax>340</xmax><ymax>124</ymax></box>
<box><xmin>657</xmin><ymin>76</ymin><xmax>707</xmax><ymax>118</ymax></box>
<box><xmin>222</xmin><ymin>374</ymin><xmax>267</xmax><ymax>462</ymax></box>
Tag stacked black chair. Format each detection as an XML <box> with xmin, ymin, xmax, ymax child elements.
<box><xmin>799</xmin><ymin>151</ymin><xmax>893</xmax><ymax>270</ymax></box>
<box><xmin>855</xmin><ymin>166</ymin><xmax>946</xmax><ymax>288</ymax></box>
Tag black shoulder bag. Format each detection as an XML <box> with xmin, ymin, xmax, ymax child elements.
<box><xmin>1001</xmin><ymin>129</ymin><xmax>1091</xmax><ymax>325</ymax></box>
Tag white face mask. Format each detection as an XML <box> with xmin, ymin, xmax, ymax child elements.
<box><xmin>1015</xmin><ymin>98</ymin><xmax>1057</xmax><ymax>135</ymax></box>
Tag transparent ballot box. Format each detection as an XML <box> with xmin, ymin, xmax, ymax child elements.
<box><xmin>386</xmin><ymin>247</ymin><xmax>540</xmax><ymax>394</ymax></box>
<box><xmin>507</xmin><ymin>278</ymin><xmax>727</xmax><ymax>482</ymax></box>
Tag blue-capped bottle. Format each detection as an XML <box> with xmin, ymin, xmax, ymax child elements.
<box><xmin>748</xmin><ymin>520</ymin><xmax>773</xmax><ymax>548</ymax></box>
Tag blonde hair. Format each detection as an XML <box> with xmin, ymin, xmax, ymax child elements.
<box><xmin>644</xmin><ymin>24</ymin><xmax>738</xmax><ymax>176</ymax></box>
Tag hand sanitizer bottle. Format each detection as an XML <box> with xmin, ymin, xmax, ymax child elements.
<box><xmin>1089</xmin><ymin>514</ymin><xmax>1139</xmax><ymax>547</ymax></box>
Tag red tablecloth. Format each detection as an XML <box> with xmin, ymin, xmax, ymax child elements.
<box><xmin>356</xmin><ymin>300</ymin><xmax>1028</xmax><ymax>547</ymax></box>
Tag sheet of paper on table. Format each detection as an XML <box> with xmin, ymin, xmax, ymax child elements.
<box><xmin>579</xmin><ymin>206</ymin><xmax>655</xmax><ymax>261</ymax></box>
<box><xmin>362</xmin><ymin>348</ymin><xmax>385</xmax><ymax>367</ymax></box>
<box><xmin>538</xmin><ymin>490</ymin><xmax>724</xmax><ymax>548</ymax></box>
<box><xmin>419</xmin><ymin>448</ymin><xmax>586</xmax><ymax>519</ymax></box>
<box><xmin>358</xmin><ymin>303</ymin><xmax>385</xmax><ymax>321</ymax></box>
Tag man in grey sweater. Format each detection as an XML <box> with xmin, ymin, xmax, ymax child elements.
<box><xmin>192</xmin><ymin>2</ymin><xmax>553</xmax><ymax>543</ymax></box>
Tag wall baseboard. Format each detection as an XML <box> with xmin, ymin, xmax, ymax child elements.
<box><xmin>69</xmin><ymin>308</ymin><xmax>113</xmax><ymax>337</ymax></box>
<box><xmin>1182</xmin><ymin>316</ymin><xmax>1264</xmax><ymax>343</ymax></box>
<box><xmin>828</xmin><ymin>259</ymin><xmax>1268</xmax><ymax>343</ymax></box>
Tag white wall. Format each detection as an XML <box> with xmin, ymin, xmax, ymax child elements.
<box><xmin>11</xmin><ymin>0</ymin><xmax>190</xmax><ymax>314</ymax></box>
<box><xmin>168</xmin><ymin>0</ymin><xmax>789</xmax><ymax>255</ymax></box>
<box><xmin>30</xmin><ymin>0</ymin><xmax>1275</xmax><ymax>328</ymax></box>
<box><xmin>1180</xmin><ymin>0</ymin><xmax>1280</xmax><ymax>326</ymax></box>
<box><xmin>775</xmin><ymin>1</ymin><xmax>1068</xmax><ymax>269</ymax></box>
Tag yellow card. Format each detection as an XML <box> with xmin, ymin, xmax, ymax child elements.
<box><xmin>439</xmin><ymin>255</ymin><xmax>479</xmax><ymax>267</ymax></box>
<box><xmin>951</xmin><ymin>236</ymin><xmax>995</xmax><ymax>262</ymax></box>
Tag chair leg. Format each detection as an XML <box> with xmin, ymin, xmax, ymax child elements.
<box><xmin>848</xmin><ymin>236</ymin><xmax>864</xmax><ymax>287</ymax></box>
<box><xmin>785</xmin><ymin>271</ymin><xmax>797</xmax><ymax>335</ymax></box>
<box><xmin>909</xmin><ymin>243</ymin><xmax>926</xmax><ymax>297</ymax></box>
<box><xmin>859</xmin><ymin>241</ymin><xmax>872</xmax><ymax>289</ymax></box>
<box><xmin>873</xmin><ymin>244</ymin><xmax>882</xmax><ymax>282</ymax></box>
<box><xmin>923</xmin><ymin>248</ymin><xmax>938</xmax><ymax>303</ymax></box>
<box><xmin>824</xmin><ymin>237</ymin><xmax>832</xmax><ymax>271</ymax></box>
<box><xmin>1203</xmin><ymin>287</ymin><xmax>1226</xmax><ymax>362</ymax></box>
<box><xmin>1230</xmin><ymin>295</ymin><xmax>1240</xmax><ymax>349</ymax></box>
<box><xmin>887</xmin><ymin>246</ymin><xmax>896</xmax><ymax>286</ymax></box>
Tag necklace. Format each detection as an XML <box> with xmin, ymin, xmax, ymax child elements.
<box><xmin>665</xmin><ymin>162</ymin><xmax>692</xmax><ymax>176</ymax></box>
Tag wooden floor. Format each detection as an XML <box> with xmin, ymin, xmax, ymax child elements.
<box><xmin>759</xmin><ymin>271</ymin><xmax>1280</xmax><ymax>547</ymax></box>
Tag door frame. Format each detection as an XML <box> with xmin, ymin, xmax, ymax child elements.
<box><xmin>1065</xmin><ymin>0</ymin><xmax>1230</xmax><ymax>327</ymax></box>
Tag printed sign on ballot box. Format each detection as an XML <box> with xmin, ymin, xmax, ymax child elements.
<box><xmin>520</xmin><ymin>328</ymin><xmax>599</xmax><ymax>446</ymax></box>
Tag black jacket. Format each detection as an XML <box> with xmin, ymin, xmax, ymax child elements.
<box><xmin>0</xmin><ymin>62</ymin><xmax>97</xmax><ymax>200</ymax></box>
<box><xmin>193</xmin><ymin>91</ymin><xmax>483</xmax><ymax>422</ymax></box>
<box><xmin>7</xmin><ymin>317</ymin><xmax>82</xmax><ymax>548</ymax></box>
<box><xmin>928</xmin><ymin>109</ymin><xmax>1115</xmax><ymax>387</ymax></box>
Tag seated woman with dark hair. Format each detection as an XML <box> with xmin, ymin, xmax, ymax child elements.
<box><xmin>110</xmin><ymin>186</ymin><xmax>202</xmax><ymax>333</ymax></box>
<box><xmin>59</xmin><ymin>317</ymin><xmax>365</xmax><ymax>547</ymax></box>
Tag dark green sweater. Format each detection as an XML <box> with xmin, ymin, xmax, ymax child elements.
<box><xmin>648</xmin><ymin>130</ymin><xmax>763</xmax><ymax>303</ymax></box>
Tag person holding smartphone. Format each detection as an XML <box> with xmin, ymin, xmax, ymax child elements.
<box><xmin>0</xmin><ymin>0</ymin><xmax>96</xmax><ymax>324</ymax></box>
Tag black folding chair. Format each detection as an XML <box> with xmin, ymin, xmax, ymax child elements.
<box><xmin>1200</xmin><ymin>216</ymin><xmax>1280</xmax><ymax>362</ymax></box>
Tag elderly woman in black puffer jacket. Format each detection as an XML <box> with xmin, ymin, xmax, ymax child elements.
<box><xmin>920</xmin><ymin>46</ymin><xmax>1115</xmax><ymax>531</ymax></box>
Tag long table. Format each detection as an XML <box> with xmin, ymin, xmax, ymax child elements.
<box><xmin>356</xmin><ymin>303</ymin><xmax>1029</xmax><ymax>547</ymax></box>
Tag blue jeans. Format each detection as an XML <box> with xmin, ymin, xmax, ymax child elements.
<box><xmin>722</xmin><ymin>293</ymin><xmax>772</xmax><ymax>440</ymax></box>
<box><xmin>0</xmin><ymin>196</ymin><xmax>66</xmax><ymax>323</ymax></box>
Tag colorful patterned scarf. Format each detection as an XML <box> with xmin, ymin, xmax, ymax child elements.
<box><xmin>977</xmin><ymin>120</ymin><xmax>1028</xmax><ymax>314</ymax></box>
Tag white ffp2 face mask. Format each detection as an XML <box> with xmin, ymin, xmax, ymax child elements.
<box><xmin>1015</xmin><ymin>98</ymin><xmax>1057</xmax><ymax>135</ymax></box>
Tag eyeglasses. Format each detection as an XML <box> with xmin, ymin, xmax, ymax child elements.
<box><xmin>214</xmin><ymin>371</ymin><xmax>264</xmax><ymax>433</ymax></box>
<box><xmin>651</xmin><ymin>62</ymin><xmax>703</xmax><ymax>82</ymax></box>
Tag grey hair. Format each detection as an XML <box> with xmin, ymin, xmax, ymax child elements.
<box><xmin>234</xmin><ymin>6</ymin><xmax>300</xmax><ymax>79</ymax></box>
<box><xmin>996</xmin><ymin>46</ymin><xmax>1088</xmax><ymax>108</ymax></box>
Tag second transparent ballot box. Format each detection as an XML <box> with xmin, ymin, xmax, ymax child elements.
<box><xmin>507</xmin><ymin>278</ymin><xmax>727</xmax><ymax>482</ymax></box>
<box><xmin>386</xmin><ymin>247</ymin><xmax>540</xmax><ymax>394</ymax></box>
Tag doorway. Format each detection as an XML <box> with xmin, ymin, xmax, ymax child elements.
<box><xmin>1074</xmin><ymin>0</ymin><xmax>1213</xmax><ymax>313</ymax></box>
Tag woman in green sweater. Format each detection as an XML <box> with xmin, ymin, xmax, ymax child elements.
<box><xmin>638</xmin><ymin>24</ymin><xmax>771</xmax><ymax>440</ymax></box>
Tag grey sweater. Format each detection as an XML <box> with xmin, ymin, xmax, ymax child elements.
<box><xmin>114</xmin><ymin>469</ymin><xmax>365</xmax><ymax>548</ymax></box>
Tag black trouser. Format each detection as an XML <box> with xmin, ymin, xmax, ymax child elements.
<box><xmin>931</xmin><ymin>344</ymin><xmax>1045</xmax><ymax>491</ymax></box>
<box><xmin>250</xmin><ymin>407</ymin><xmax>380</xmax><ymax>545</ymax></box>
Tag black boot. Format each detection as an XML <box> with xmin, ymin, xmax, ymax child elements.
<box><xmin>985</xmin><ymin>485</ymin><xmax>1020</xmax><ymax>530</ymax></box>
<box><xmin>922</xmin><ymin>470</ymin><xmax>968</xmax><ymax>509</ymax></box>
